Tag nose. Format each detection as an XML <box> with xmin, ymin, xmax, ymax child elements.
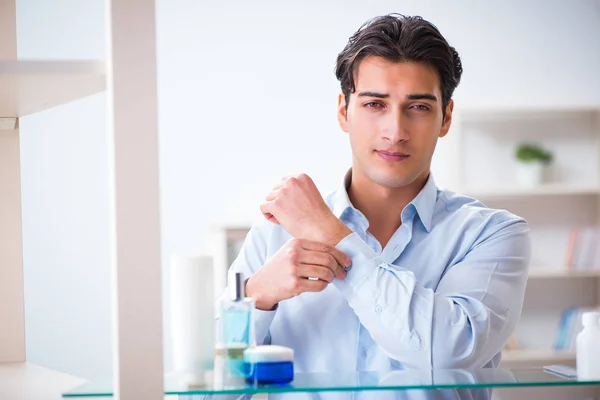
<box><xmin>381</xmin><ymin>109</ymin><xmax>409</xmax><ymax>143</ymax></box>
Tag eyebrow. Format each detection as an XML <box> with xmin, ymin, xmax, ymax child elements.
<box><xmin>357</xmin><ymin>91</ymin><xmax>389</xmax><ymax>99</ymax></box>
<box><xmin>357</xmin><ymin>91</ymin><xmax>438</xmax><ymax>102</ymax></box>
<box><xmin>407</xmin><ymin>93</ymin><xmax>438</xmax><ymax>102</ymax></box>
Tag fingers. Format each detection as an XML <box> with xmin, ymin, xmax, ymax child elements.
<box><xmin>296</xmin><ymin>264</ymin><xmax>335</xmax><ymax>283</ymax></box>
<box><xmin>260</xmin><ymin>202</ymin><xmax>280</xmax><ymax>224</ymax></box>
<box><xmin>262</xmin><ymin>173</ymin><xmax>314</xmax><ymax>224</ymax></box>
<box><xmin>298</xmin><ymin>278</ymin><xmax>328</xmax><ymax>293</ymax></box>
<box><xmin>299</xmin><ymin>250</ymin><xmax>347</xmax><ymax>280</ymax></box>
<box><xmin>278</xmin><ymin>173</ymin><xmax>312</xmax><ymax>188</ymax></box>
<box><xmin>265</xmin><ymin>187</ymin><xmax>282</xmax><ymax>202</ymax></box>
<box><xmin>259</xmin><ymin>202</ymin><xmax>270</xmax><ymax>216</ymax></box>
<box><xmin>268</xmin><ymin>173</ymin><xmax>313</xmax><ymax>201</ymax></box>
<box><xmin>266</xmin><ymin>214</ymin><xmax>279</xmax><ymax>224</ymax></box>
<box><xmin>262</xmin><ymin>185</ymin><xmax>284</xmax><ymax>221</ymax></box>
<box><xmin>299</xmin><ymin>239</ymin><xmax>352</xmax><ymax>274</ymax></box>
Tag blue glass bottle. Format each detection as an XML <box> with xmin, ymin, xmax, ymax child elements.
<box><xmin>220</xmin><ymin>272</ymin><xmax>255</xmax><ymax>381</ymax></box>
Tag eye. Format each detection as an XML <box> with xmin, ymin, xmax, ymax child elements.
<box><xmin>364</xmin><ymin>102</ymin><xmax>384</xmax><ymax>109</ymax></box>
<box><xmin>410</xmin><ymin>104</ymin><xmax>430</xmax><ymax>111</ymax></box>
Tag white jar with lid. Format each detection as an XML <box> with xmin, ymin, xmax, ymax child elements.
<box><xmin>576</xmin><ymin>311</ymin><xmax>600</xmax><ymax>380</ymax></box>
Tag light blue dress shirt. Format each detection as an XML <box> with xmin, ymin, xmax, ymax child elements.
<box><xmin>196</xmin><ymin>173</ymin><xmax>530</xmax><ymax>400</ymax></box>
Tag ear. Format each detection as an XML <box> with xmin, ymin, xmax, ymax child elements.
<box><xmin>439</xmin><ymin>99</ymin><xmax>454</xmax><ymax>138</ymax></box>
<box><xmin>337</xmin><ymin>93</ymin><xmax>349</xmax><ymax>133</ymax></box>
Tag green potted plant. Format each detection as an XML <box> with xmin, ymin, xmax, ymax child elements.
<box><xmin>515</xmin><ymin>143</ymin><xmax>553</xmax><ymax>186</ymax></box>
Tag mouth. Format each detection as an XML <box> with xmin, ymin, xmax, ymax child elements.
<box><xmin>375</xmin><ymin>150</ymin><xmax>410</xmax><ymax>162</ymax></box>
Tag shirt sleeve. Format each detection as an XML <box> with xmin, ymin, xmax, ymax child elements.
<box><xmin>332</xmin><ymin>218</ymin><xmax>531</xmax><ymax>369</ymax></box>
<box><xmin>217</xmin><ymin>220</ymin><xmax>277</xmax><ymax>346</ymax></box>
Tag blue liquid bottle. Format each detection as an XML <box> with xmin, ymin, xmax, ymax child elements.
<box><xmin>220</xmin><ymin>272</ymin><xmax>255</xmax><ymax>381</ymax></box>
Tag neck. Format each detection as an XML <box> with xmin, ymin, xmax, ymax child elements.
<box><xmin>347</xmin><ymin>170</ymin><xmax>429</xmax><ymax>247</ymax></box>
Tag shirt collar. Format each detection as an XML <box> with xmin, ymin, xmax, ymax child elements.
<box><xmin>331</xmin><ymin>169</ymin><xmax>438</xmax><ymax>233</ymax></box>
<box><xmin>410</xmin><ymin>174</ymin><xmax>437</xmax><ymax>233</ymax></box>
<box><xmin>332</xmin><ymin>169</ymin><xmax>355</xmax><ymax>220</ymax></box>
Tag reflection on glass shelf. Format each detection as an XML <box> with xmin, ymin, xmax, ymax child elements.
<box><xmin>62</xmin><ymin>367</ymin><xmax>599</xmax><ymax>397</ymax></box>
<box><xmin>502</xmin><ymin>350</ymin><xmax>575</xmax><ymax>363</ymax></box>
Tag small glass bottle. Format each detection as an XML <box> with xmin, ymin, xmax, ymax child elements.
<box><xmin>220</xmin><ymin>271</ymin><xmax>255</xmax><ymax>381</ymax></box>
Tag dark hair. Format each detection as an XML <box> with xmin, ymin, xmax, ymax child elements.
<box><xmin>335</xmin><ymin>14</ymin><xmax>463</xmax><ymax>116</ymax></box>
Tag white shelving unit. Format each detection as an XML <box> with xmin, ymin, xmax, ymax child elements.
<box><xmin>0</xmin><ymin>60</ymin><xmax>105</xmax><ymax>117</ymax></box>
<box><xmin>210</xmin><ymin>225</ymin><xmax>251</xmax><ymax>293</ymax></box>
<box><xmin>0</xmin><ymin>363</ymin><xmax>87</xmax><ymax>400</ymax></box>
<box><xmin>0</xmin><ymin>59</ymin><xmax>106</xmax><ymax>396</ymax></box>
<box><xmin>0</xmin><ymin>2</ymin><xmax>107</xmax><ymax>398</ymax></box>
<box><xmin>0</xmin><ymin>1</ymin><xmax>164</xmax><ymax>399</ymax></box>
<box><xmin>451</xmin><ymin>106</ymin><xmax>600</xmax><ymax>371</ymax></box>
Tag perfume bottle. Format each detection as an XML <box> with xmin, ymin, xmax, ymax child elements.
<box><xmin>220</xmin><ymin>271</ymin><xmax>255</xmax><ymax>380</ymax></box>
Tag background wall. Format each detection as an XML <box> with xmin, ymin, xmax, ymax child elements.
<box><xmin>15</xmin><ymin>0</ymin><xmax>600</xmax><ymax>380</ymax></box>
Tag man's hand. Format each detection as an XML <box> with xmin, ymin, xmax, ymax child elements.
<box><xmin>260</xmin><ymin>173</ymin><xmax>352</xmax><ymax>246</ymax></box>
<box><xmin>246</xmin><ymin>238</ymin><xmax>351</xmax><ymax>310</ymax></box>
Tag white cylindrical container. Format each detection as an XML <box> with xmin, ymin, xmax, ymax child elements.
<box><xmin>170</xmin><ymin>255</ymin><xmax>215</xmax><ymax>386</ymax></box>
<box><xmin>576</xmin><ymin>311</ymin><xmax>600</xmax><ymax>380</ymax></box>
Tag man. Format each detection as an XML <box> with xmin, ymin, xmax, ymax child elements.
<box><xmin>220</xmin><ymin>13</ymin><xmax>529</xmax><ymax>399</ymax></box>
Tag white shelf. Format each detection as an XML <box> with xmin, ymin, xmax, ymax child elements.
<box><xmin>463</xmin><ymin>184</ymin><xmax>600</xmax><ymax>199</ymax></box>
<box><xmin>0</xmin><ymin>60</ymin><xmax>105</xmax><ymax>118</ymax></box>
<box><xmin>529</xmin><ymin>269</ymin><xmax>600</xmax><ymax>278</ymax></box>
<box><xmin>502</xmin><ymin>349</ymin><xmax>575</xmax><ymax>363</ymax></box>
<box><xmin>0</xmin><ymin>362</ymin><xmax>86</xmax><ymax>400</ymax></box>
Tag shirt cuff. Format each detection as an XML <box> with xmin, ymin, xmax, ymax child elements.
<box><xmin>253</xmin><ymin>305</ymin><xmax>277</xmax><ymax>345</ymax></box>
<box><xmin>244</xmin><ymin>278</ymin><xmax>277</xmax><ymax>344</ymax></box>
<box><xmin>333</xmin><ymin>232</ymin><xmax>380</xmax><ymax>295</ymax></box>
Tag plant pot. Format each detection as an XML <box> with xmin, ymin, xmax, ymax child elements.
<box><xmin>516</xmin><ymin>162</ymin><xmax>545</xmax><ymax>187</ymax></box>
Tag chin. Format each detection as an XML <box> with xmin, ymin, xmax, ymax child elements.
<box><xmin>367</xmin><ymin>170</ymin><xmax>417</xmax><ymax>189</ymax></box>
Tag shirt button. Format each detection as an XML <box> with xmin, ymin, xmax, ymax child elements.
<box><xmin>375</xmin><ymin>305</ymin><xmax>383</xmax><ymax>313</ymax></box>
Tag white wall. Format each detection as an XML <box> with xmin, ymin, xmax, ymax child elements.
<box><xmin>17</xmin><ymin>0</ymin><xmax>600</xmax><ymax>380</ymax></box>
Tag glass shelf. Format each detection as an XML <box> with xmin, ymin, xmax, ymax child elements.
<box><xmin>63</xmin><ymin>367</ymin><xmax>600</xmax><ymax>397</ymax></box>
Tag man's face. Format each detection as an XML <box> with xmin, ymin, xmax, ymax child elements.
<box><xmin>337</xmin><ymin>56</ymin><xmax>453</xmax><ymax>189</ymax></box>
